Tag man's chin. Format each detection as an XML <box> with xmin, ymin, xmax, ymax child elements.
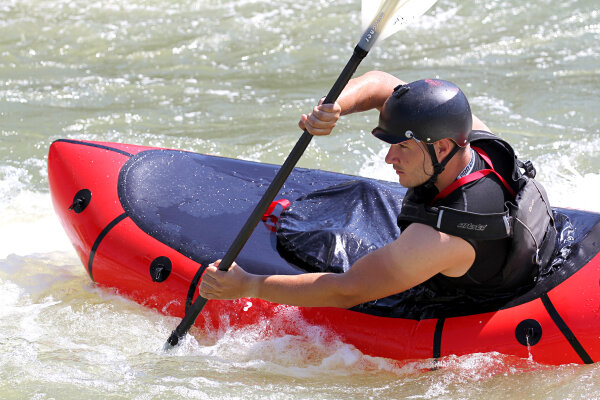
<box><xmin>398</xmin><ymin>177</ymin><xmax>427</xmax><ymax>189</ymax></box>
<box><xmin>398</xmin><ymin>179</ymin><xmax>413</xmax><ymax>188</ymax></box>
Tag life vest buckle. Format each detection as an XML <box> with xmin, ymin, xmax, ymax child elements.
<box><xmin>520</xmin><ymin>160</ymin><xmax>536</xmax><ymax>179</ymax></box>
<box><xmin>503</xmin><ymin>215</ymin><xmax>512</xmax><ymax>236</ymax></box>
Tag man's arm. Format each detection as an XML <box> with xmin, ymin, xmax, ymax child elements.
<box><xmin>299</xmin><ymin>71</ymin><xmax>401</xmax><ymax>136</ymax></box>
<box><xmin>199</xmin><ymin>223</ymin><xmax>475</xmax><ymax>308</ymax></box>
<box><xmin>472</xmin><ymin>115</ymin><xmax>492</xmax><ymax>132</ymax></box>
<box><xmin>299</xmin><ymin>71</ymin><xmax>492</xmax><ymax>136</ymax></box>
<box><xmin>336</xmin><ymin>70</ymin><xmax>402</xmax><ymax>114</ymax></box>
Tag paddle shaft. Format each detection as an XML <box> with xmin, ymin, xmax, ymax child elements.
<box><xmin>164</xmin><ymin>45</ymin><xmax>368</xmax><ymax>349</ymax></box>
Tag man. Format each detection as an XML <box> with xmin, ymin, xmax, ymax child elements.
<box><xmin>199</xmin><ymin>71</ymin><xmax>554</xmax><ymax>307</ymax></box>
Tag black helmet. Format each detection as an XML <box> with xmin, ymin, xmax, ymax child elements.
<box><xmin>372</xmin><ymin>79</ymin><xmax>472</xmax><ymax>147</ymax></box>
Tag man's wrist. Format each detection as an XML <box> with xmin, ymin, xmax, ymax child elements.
<box><xmin>246</xmin><ymin>273</ymin><xmax>262</xmax><ymax>299</ymax></box>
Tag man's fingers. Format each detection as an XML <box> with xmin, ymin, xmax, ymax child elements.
<box><xmin>298</xmin><ymin>114</ymin><xmax>309</xmax><ymax>131</ymax></box>
<box><xmin>199</xmin><ymin>264</ymin><xmax>219</xmax><ymax>298</ymax></box>
<box><xmin>299</xmin><ymin>101</ymin><xmax>342</xmax><ymax>136</ymax></box>
<box><xmin>305</xmin><ymin>123</ymin><xmax>336</xmax><ymax>136</ymax></box>
<box><xmin>198</xmin><ymin>280</ymin><xmax>215</xmax><ymax>298</ymax></box>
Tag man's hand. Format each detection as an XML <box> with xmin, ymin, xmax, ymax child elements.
<box><xmin>199</xmin><ymin>260</ymin><xmax>256</xmax><ymax>300</ymax></box>
<box><xmin>298</xmin><ymin>100</ymin><xmax>342</xmax><ymax>136</ymax></box>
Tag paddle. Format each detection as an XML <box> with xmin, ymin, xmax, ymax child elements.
<box><xmin>163</xmin><ymin>0</ymin><xmax>438</xmax><ymax>350</ymax></box>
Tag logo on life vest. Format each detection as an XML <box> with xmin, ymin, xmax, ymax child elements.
<box><xmin>457</xmin><ymin>222</ymin><xmax>488</xmax><ymax>231</ymax></box>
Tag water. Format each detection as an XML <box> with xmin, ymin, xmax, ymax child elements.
<box><xmin>1</xmin><ymin>0</ymin><xmax>599</xmax><ymax>398</ymax></box>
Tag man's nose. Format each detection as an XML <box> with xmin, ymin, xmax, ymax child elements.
<box><xmin>385</xmin><ymin>144</ymin><xmax>399</xmax><ymax>164</ymax></box>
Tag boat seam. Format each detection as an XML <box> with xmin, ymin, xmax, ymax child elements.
<box><xmin>54</xmin><ymin>139</ymin><xmax>134</xmax><ymax>157</ymax></box>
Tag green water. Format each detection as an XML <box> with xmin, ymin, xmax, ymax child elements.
<box><xmin>1</xmin><ymin>0</ymin><xmax>599</xmax><ymax>398</ymax></box>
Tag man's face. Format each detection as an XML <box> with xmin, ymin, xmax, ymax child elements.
<box><xmin>384</xmin><ymin>139</ymin><xmax>434</xmax><ymax>188</ymax></box>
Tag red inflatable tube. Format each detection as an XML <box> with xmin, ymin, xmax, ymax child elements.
<box><xmin>48</xmin><ymin>139</ymin><xmax>600</xmax><ymax>365</ymax></box>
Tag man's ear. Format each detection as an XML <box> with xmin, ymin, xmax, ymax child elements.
<box><xmin>434</xmin><ymin>138</ymin><xmax>455</xmax><ymax>158</ymax></box>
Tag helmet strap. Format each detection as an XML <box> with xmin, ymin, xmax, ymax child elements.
<box><xmin>411</xmin><ymin>141</ymin><xmax>463</xmax><ymax>203</ymax></box>
<box><xmin>423</xmin><ymin>142</ymin><xmax>461</xmax><ymax>187</ymax></box>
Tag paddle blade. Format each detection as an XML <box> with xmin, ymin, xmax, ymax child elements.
<box><xmin>361</xmin><ymin>0</ymin><xmax>438</xmax><ymax>45</ymax></box>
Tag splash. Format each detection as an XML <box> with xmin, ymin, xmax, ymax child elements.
<box><xmin>0</xmin><ymin>188</ymin><xmax>72</xmax><ymax>259</ymax></box>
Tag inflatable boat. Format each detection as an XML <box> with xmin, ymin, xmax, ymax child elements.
<box><xmin>48</xmin><ymin>139</ymin><xmax>599</xmax><ymax>365</ymax></box>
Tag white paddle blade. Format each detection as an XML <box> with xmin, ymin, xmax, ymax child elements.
<box><xmin>360</xmin><ymin>0</ymin><xmax>438</xmax><ymax>47</ymax></box>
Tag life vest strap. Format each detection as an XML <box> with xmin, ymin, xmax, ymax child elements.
<box><xmin>432</xmin><ymin>146</ymin><xmax>516</xmax><ymax>203</ymax></box>
<box><xmin>397</xmin><ymin>201</ymin><xmax>512</xmax><ymax>240</ymax></box>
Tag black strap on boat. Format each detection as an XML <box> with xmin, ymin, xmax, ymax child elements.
<box><xmin>186</xmin><ymin>264</ymin><xmax>208</xmax><ymax>314</ymax></box>
<box><xmin>541</xmin><ymin>293</ymin><xmax>594</xmax><ymax>364</ymax></box>
<box><xmin>87</xmin><ymin>213</ymin><xmax>128</xmax><ymax>281</ymax></box>
<box><xmin>433</xmin><ymin>317</ymin><xmax>445</xmax><ymax>359</ymax></box>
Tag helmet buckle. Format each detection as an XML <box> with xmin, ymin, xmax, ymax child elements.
<box><xmin>393</xmin><ymin>84</ymin><xmax>410</xmax><ymax>98</ymax></box>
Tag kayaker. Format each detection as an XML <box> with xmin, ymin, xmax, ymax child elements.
<box><xmin>199</xmin><ymin>71</ymin><xmax>555</xmax><ymax>307</ymax></box>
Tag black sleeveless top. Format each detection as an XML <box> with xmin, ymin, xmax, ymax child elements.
<box><xmin>403</xmin><ymin>150</ymin><xmax>513</xmax><ymax>292</ymax></box>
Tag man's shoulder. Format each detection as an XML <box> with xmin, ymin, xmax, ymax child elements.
<box><xmin>470</xmin><ymin>130</ymin><xmax>512</xmax><ymax>150</ymax></box>
<box><xmin>470</xmin><ymin>129</ymin><xmax>497</xmax><ymax>140</ymax></box>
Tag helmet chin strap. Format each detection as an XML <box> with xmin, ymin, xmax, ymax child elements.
<box><xmin>407</xmin><ymin>138</ymin><xmax>462</xmax><ymax>202</ymax></box>
<box><xmin>422</xmin><ymin>142</ymin><xmax>461</xmax><ymax>189</ymax></box>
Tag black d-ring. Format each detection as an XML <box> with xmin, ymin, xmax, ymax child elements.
<box><xmin>515</xmin><ymin>319</ymin><xmax>543</xmax><ymax>346</ymax></box>
<box><xmin>150</xmin><ymin>256</ymin><xmax>172</xmax><ymax>283</ymax></box>
<box><xmin>69</xmin><ymin>189</ymin><xmax>92</xmax><ymax>213</ymax></box>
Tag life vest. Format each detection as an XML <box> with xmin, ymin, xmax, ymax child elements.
<box><xmin>397</xmin><ymin>130</ymin><xmax>557</xmax><ymax>291</ymax></box>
